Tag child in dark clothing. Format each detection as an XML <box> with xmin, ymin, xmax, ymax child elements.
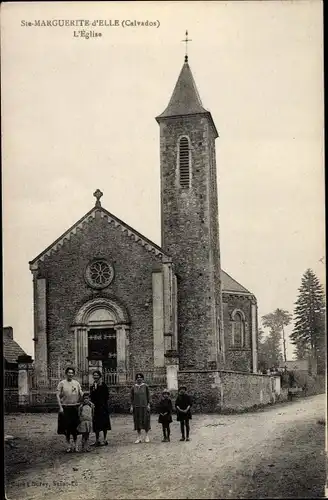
<box><xmin>175</xmin><ymin>386</ymin><xmax>192</xmax><ymax>441</ymax></box>
<box><xmin>158</xmin><ymin>389</ymin><xmax>173</xmax><ymax>442</ymax></box>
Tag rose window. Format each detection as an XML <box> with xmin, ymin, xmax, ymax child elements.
<box><xmin>85</xmin><ymin>260</ymin><xmax>114</xmax><ymax>289</ymax></box>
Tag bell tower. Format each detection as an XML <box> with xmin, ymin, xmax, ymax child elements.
<box><xmin>156</xmin><ymin>45</ymin><xmax>225</xmax><ymax>370</ymax></box>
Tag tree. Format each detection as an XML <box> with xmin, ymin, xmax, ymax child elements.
<box><xmin>259</xmin><ymin>330</ymin><xmax>283</xmax><ymax>369</ymax></box>
<box><xmin>257</xmin><ymin>328</ymin><xmax>269</xmax><ymax>372</ymax></box>
<box><xmin>262</xmin><ymin>308</ymin><xmax>293</xmax><ymax>363</ymax></box>
<box><xmin>290</xmin><ymin>269</ymin><xmax>326</xmax><ymax>374</ymax></box>
<box><xmin>258</xmin><ymin>331</ymin><xmax>282</xmax><ymax>371</ymax></box>
<box><xmin>294</xmin><ymin>342</ymin><xmax>310</xmax><ymax>361</ymax></box>
<box><xmin>258</xmin><ymin>324</ymin><xmax>284</xmax><ymax>371</ymax></box>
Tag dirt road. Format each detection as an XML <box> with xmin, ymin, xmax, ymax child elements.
<box><xmin>5</xmin><ymin>394</ymin><xmax>326</xmax><ymax>499</ymax></box>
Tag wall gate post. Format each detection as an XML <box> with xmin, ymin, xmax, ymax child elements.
<box><xmin>17</xmin><ymin>355</ymin><xmax>33</xmax><ymax>407</ymax></box>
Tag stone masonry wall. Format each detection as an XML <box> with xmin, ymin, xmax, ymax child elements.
<box><xmin>36</xmin><ymin>211</ymin><xmax>162</xmax><ymax>372</ymax></box>
<box><xmin>178</xmin><ymin>370</ymin><xmax>284</xmax><ymax>413</ymax></box>
<box><xmin>219</xmin><ymin>371</ymin><xmax>275</xmax><ymax>411</ymax></box>
<box><xmin>159</xmin><ymin>115</ymin><xmax>222</xmax><ymax>370</ymax></box>
<box><xmin>178</xmin><ymin>370</ymin><xmax>222</xmax><ymax>413</ymax></box>
<box><xmin>13</xmin><ymin>373</ymin><xmax>323</xmax><ymax>413</ymax></box>
<box><xmin>208</xmin><ymin>125</ymin><xmax>224</xmax><ymax>365</ymax></box>
<box><xmin>223</xmin><ymin>294</ymin><xmax>254</xmax><ymax>372</ymax></box>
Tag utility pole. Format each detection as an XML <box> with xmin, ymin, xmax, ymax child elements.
<box><xmin>282</xmin><ymin>323</ymin><xmax>287</xmax><ymax>363</ymax></box>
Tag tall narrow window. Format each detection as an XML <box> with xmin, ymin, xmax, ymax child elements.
<box><xmin>231</xmin><ymin>310</ymin><xmax>246</xmax><ymax>348</ymax></box>
<box><xmin>234</xmin><ymin>313</ymin><xmax>243</xmax><ymax>346</ymax></box>
<box><xmin>179</xmin><ymin>137</ymin><xmax>190</xmax><ymax>188</ymax></box>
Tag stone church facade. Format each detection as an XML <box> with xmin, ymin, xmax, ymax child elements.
<box><xmin>29</xmin><ymin>56</ymin><xmax>258</xmax><ymax>387</ymax></box>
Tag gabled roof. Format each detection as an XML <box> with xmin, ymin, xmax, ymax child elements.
<box><xmin>29</xmin><ymin>204</ymin><xmax>171</xmax><ymax>269</ymax></box>
<box><xmin>3</xmin><ymin>338</ymin><xmax>27</xmax><ymax>364</ymax></box>
<box><xmin>156</xmin><ymin>59</ymin><xmax>219</xmax><ymax>138</ymax></box>
<box><xmin>28</xmin><ymin>198</ymin><xmax>253</xmax><ymax>297</ymax></box>
<box><xmin>221</xmin><ymin>270</ymin><xmax>251</xmax><ymax>294</ymax></box>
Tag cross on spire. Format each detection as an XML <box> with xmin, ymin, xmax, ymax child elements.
<box><xmin>93</xmin><ymin>189</ymin><xmax>103</xmax><ymax>207</ymax></box>
<box><xmin>182</xmin><ymin>30</ymin><xmax>192</xmax><ymax>63</ymax></box>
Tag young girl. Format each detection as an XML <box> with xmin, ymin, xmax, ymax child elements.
<box><xmin>130</xmin><ymin>373</ymin><xmax>151</xmax><ymax>443</ymax></box>
<box><xmin>175</xmin><ymin>386</ymin><xmax>192</xmax><ymax>441</ymax></box>
<box><xmin>77</xmin><ymin>393</ymin><xmax>95</xmax><ymax>452</ymax></box>
<box><xmin>158</xmin><ymin>389</ymin><xmax>173</xmax><ymax>442</ymax></box>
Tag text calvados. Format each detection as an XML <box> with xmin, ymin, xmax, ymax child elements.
<box><xmin>20</xmin><ymin>19</ymin><xmax>160</xmax><ymax>28</ymax></box>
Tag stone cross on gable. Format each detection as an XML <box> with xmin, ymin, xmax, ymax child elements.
<box><xmin>93</xmin><ymin>189</ymin><xmax>103</xmax><ymax>207</ymax></box>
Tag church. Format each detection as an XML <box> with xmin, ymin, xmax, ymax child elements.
<box><xmin>29</xmin><ymin>53</ymin><xmax>259</xmax><ymax>389</ymax></box>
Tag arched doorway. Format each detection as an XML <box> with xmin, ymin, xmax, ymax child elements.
<box><xmin>71</xmin><ymin>297</ymin><xmax>130</xmax><ymax>384</ymax></box>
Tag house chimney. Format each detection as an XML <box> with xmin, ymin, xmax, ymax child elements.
<box><xmin>3</xmin><ymin>326</ymin><xmax>13</xmax><ymax>340</ymax></box>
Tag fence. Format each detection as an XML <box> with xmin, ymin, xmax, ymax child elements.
<box><xmin>27</xmin><ymin>366</ymin><xmax>167</xmax><ymax>390</ymax></box>
<box><xmin>4</xmin><ymin>369</ymin><xmax>19</xmax><ymax>411</ymax></box>
<box><xmin>103</xmin><ymin>369</ymin><xmax>167</xmax><ymax>386</ymax></box>
<box><xmin>5</xmin><ymin>369</ymin><xmax>18</xmax><ymax>388</ymax></box>
<box><xmin>3</xmin><ymin>365</ymin><xmax>167</xmax><ymax>411</ymax></box>
<box><xmin>3</xmin><ymin>364</ymin><xmax>168</xmax><ymax>412</ymax></box>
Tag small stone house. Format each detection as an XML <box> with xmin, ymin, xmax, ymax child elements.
<box><xmin>3</xmin><ymin>327</ymin><xmax>28</xmax><ymax>370</ymax></box>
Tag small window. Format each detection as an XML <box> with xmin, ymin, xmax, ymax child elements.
<box><xmin>179</xmin><ymin>137</ymin><xmax>190</xmax><ymax>188</ymax></box>
<box><xmin>217</xmin><ymin>317</ymin><xmax>222</xmax><ymax>351</ymax></box>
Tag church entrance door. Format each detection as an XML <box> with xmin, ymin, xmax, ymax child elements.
<box><xmin>73</xmin><ymin>298</ymin><xmax>130</xmax><ymax>385</ymax></box>
<box><xmin>88</xmin><ymin>328</ymin><xmax>117</xmax><ymax>371</ymax></box>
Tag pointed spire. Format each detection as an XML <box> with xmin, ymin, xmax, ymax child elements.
<box><xmin>157</xmin><ymin>60</ymin><xmax>208</xmax><ymax>118</ymax></box>
<box><xmin>156</xmin><ymin>34</ymin><xmax>219</xmax><ymax>137</ymax></box>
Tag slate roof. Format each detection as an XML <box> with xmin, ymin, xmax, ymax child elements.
<box><xmin>156</xmin><ymin>59</ymin><xmax>219</xmax><ymax>138</ymax></box>
<box><xmin>221</xmin><ymin>270</ymin><xmax>251</xmax><ymax>294</ymax></box>
<box><xmin>158</xmin><ymin>61</ymin><xmax>207</xmax><ymax>117</ymax></box>
<box><xmin>3</xmin><ymin>338</ymin><xmax>27</xmax><ymax>364</ymax></box>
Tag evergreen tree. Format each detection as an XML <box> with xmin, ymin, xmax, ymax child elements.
<box><xmin>290</xmin><ymin>269</ymin><xmax>326</xmax><ymax>374</ymax></box>
<box><xmin>293</xmin><ymin>341</ymin><xmax>310</xmax><ymax>361</ymax></box>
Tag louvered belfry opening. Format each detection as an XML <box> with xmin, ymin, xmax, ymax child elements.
<box><xmin>179</xmin><ymin>137</ymin><xmax>190</xmax><ymax>188</ymax></box>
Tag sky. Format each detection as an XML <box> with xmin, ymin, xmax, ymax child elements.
<box><xmin>2</xmin><ymin>1</ymin><xmax>325</xmax><ymax>359</ymax></box>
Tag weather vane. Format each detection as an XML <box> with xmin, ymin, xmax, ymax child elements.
<box><xmin>182</xmin><ymin>30</ymin><xmax>192</xmax><ymax>62</ymax></box>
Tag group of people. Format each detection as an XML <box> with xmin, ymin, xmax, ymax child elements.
<box><xmin>57</xmin><ymin>368</ymin><xmax>112</xmax><ymax>452</ymax></box>
<box><xmin>56</xmin><ymin>368</ymin><xmax>192</xmax><ymax>452</ymax></box>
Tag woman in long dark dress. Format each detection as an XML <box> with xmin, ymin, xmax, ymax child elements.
<box><xmin>130</xmin><ymin>373</ymin><xmax>151</xmax><ymax>443</ymax></box>
<box><xmin>90</xmin><ymin>370</ymin><xmax>111</xmax><ymax>446</ymax></box>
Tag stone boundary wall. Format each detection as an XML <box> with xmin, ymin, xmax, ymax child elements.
<box><xmin>178</xmin><ymin>370</ymin><xmax>288</xmax><ymax>413</ymax></box>
<box><xmin>5</xmin><ymin>369</ymin><xmax>325</xmax><ymax>414</ymax></box>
